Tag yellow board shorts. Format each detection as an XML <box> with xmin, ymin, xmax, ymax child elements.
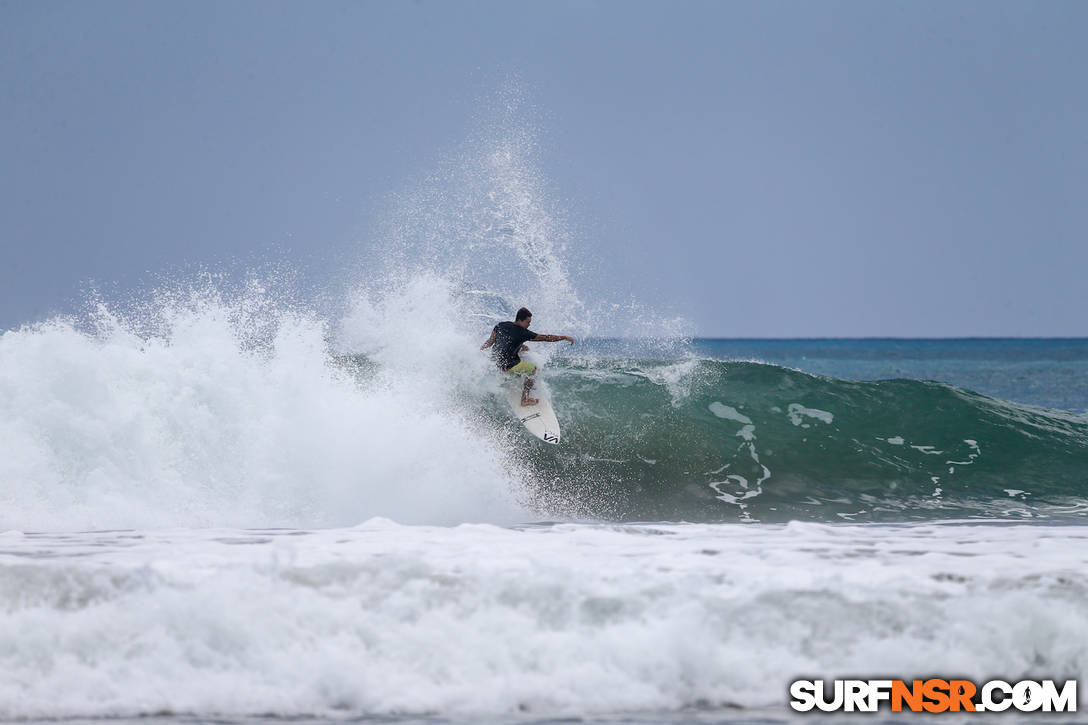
<box><xmin>505</xmin><ymin>360</ymin><xmax>537</xmax><ymax>376</ymax></box>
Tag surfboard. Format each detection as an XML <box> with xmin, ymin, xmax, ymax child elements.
<box><xmin>504</xmin><ymin>368</ymin><xmax>561</xmax><ymax>444</ymax></box>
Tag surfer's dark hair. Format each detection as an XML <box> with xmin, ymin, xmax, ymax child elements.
<box><xmin>516</xmin><ymin>307</ymin><xmax>532</xmax><ymax>322</ymax></box>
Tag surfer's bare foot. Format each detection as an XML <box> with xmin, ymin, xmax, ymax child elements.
<box><xmin>521</xmin><ymin>398</ymin><xmax>539</xmax><ymax>406</ymax></box>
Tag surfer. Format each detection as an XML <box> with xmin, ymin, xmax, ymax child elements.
<box><xmin>481</xmin><ymin>307</ymin><xmax>574</xmax><ymax>406</ymax></box>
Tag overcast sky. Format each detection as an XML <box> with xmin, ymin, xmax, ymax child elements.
<box><xmin>2</xmin><ymin>0</ymin><xmax>1086</xmax><ymax>336</ymax></box>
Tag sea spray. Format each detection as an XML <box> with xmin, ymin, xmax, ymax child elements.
<box><xmin>343</xmin><ymin>83</ymin><xmax>693</xmax><ymax>353</ymax></box>
<box><xmin>0</xmin><ymin>283</ymin><xmax>526</xmax><ymax>531</ymax></box>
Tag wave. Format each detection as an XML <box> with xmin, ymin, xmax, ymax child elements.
<box><xmin>481</xmin><ymin>357</ymin><xmax>1088</xmax><ymax>523</ymax></box>
<box><xmin>4</xmin><ymin>290</ymin><xmax>1085</xmax><ymax>532</ymax></box>
<box><xmin>0</xmin><ymin>292</ymin><xmax>527</xmax><ymax>532</ymax></box>
<box><xmin>2</xmin><ymin>521</ymin><xmax>1085</xmax><ymax>718</ymax></box>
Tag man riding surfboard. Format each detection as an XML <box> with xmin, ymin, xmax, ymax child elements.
<box><xmin>481</xmin><ymin>307</ymin><xmax>574</xmax><ymax>406</ymax></box>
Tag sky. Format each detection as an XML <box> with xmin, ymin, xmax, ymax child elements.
<box><xmin>1</xmin><ymin>0</ymin><xmax>1086</xmax><ymax>337</ymax></box>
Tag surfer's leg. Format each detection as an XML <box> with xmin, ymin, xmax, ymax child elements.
<box><xmin>504</xmin><ymin>361</ymin><xmax>539</xmax><ymax>406</ymax></box>
<box><xmin>521</xmin><ymin>375</ymin><xmax>538</xmax><ymax>406</ymax></box>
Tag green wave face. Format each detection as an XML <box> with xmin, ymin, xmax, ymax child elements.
<box><xmin>519</xmin><ymin>360</ymin><xmax>1088</xmax><ymax>523</ymax></box>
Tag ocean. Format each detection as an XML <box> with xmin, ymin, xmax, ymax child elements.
<box><xmin>2</xmin><ymin>320</ymin><xmax>1086</xmax><ymax>724</ymax></box>
<box><xmin>1</xmin><ymin>131</ymin><xmax>1085</xmax><ymax>724</ymax></box>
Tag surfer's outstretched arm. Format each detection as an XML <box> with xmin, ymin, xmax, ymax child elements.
<box><xmin>533</xmin><ymin>334</ymin><xmax>574</xmax><ymax>345</ymax></box>
<box><xmin>480</xmin><ymin>329</ymin><xmax>497</xmax><ymax>350</ymax></box>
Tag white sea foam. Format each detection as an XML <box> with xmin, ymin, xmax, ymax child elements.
<box><xmin>786</xmin><ymin>403</ymin><xmax>834</xmax><ymax>426</ymax></box>
<box><xmin>709</xmin><ymin>402</ymin><xmax>752</xmax><ymax>425</ymax></box>
<box><xmin>0</xmin><ymin>521</ymin><xmax>1085</xmax><ymax>719</ymax></box>
<box><xmin>708</xmin><ymin>401</ymin><xmax>757</xmax><ymax>442</ymax></box>
<box><xmin>0</xmin><ymin>289</ymin><xmax>526</xmax><ymax>531</ymax></box>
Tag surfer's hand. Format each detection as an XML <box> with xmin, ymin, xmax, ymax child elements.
<box><xmin>565</xmin><ymin>336</ymin><xmax>574</xmax><ymax>345</ymax></box>
<box><xmin>519</xmin><ymin>345</ymin><xmax>528</xmax><ymax>352</ymax></box>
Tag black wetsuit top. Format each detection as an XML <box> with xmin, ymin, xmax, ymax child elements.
<box><xmin>491</xmin><ymin>321</ymin><xmax>537</xmax><ymax>370</ymax></box>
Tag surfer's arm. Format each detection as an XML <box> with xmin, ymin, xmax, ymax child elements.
<box><xmin>480</xmin><ymin>329</ymin><xmax>497</xmax><ymax>350</ymax></box>
<box><xmin>533</xmin><ymin>334</ymin><xmax>574</xmax><ymax>345</ymax></box>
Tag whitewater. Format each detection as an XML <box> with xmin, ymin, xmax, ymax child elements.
<box><xmin>2</xmin><ymin>116</ymin><xmax>1087</xmax><ymax>723</ymax></box>
<box><xmin>3</xmin><ymin>522</ymin><xmax>1086</xmax><ymax>720</ymax></box>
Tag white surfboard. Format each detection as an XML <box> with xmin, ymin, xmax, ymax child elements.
<box><xmin>504</xmin><ymin>370</ymin><xmax>561</xmax><ymax>444</ymax></box>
